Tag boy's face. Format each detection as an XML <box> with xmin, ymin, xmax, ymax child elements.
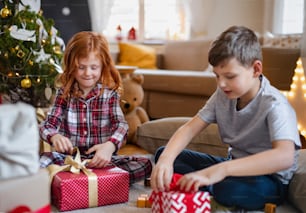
<box><xmin>213</xmin><ymin>58</ymin><xmax>262</xmax><ymax>102</ymax></box>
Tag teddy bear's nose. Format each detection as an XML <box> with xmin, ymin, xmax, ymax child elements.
<box><xmin>124</xmin><ymin>103</ymin><xmax>130</xmax><ymax>109</ymax></box>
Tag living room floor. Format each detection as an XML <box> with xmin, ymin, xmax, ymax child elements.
<box><xmin>117</xmin><ymin>143</ymin><xmax>151</xmax><ymax>156</ymax></box>
<box><xmin>51</xmin><ymin>144</ymin><xmax>302</xmax><ymax>213</ymax></box>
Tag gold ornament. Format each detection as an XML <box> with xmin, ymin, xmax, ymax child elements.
<box><xmin>41</xmin><ymin>39</ymin><xmax>47</xmax><ymax>46</ymax></box>
<box><xmin>28</xmin><ymin>60</ymin><xmax>34</xmax><ymax>66</ymax></box>
<box><xmin>53</xmin><ymin>45</ymin><xmax>62</xmax><ymax>55</ymax></box>
<box><xmin>21</xmin><ymin>77</ymin><xmax>32</xmax><ymax>88</ymax></box>
<box><xmin>10</xmin><ymin>47</ymin><xmax>16</xmax><ymax>53</ymax></box>
<box><xmin>0</xmin><ymin>6</ymin><xmax>11</xmax><ymax>18</ymax></box>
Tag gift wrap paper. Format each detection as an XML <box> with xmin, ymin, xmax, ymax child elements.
<box><xmin>150</xmin><ymin>191</ymin><xmax>211</xmax><ymax>213</ymax></box>
<box><xmin>52</xmin><ymin>166</ymin><xmax>129</xmax><ymax>211</ymax></box>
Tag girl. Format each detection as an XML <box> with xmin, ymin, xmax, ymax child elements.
<box><xmin>40</xmin><ymin>31</ymin><xmax>151</xmax><ymax>184</ymax></box>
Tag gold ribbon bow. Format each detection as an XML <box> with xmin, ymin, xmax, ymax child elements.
<box><xmin>47</xmin><ymin>147</ymin><xmax>98</xmax><ymax>207</ymax></box>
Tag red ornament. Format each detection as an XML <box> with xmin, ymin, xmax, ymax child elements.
<box><xmin>128</xmin><ymin>27</ymin><xmax>136</xmax><ymax>40</ymax></box>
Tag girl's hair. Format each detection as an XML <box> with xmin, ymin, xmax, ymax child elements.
<box><xmin>208</xmin><ymin>26</ymin><xmax>262</xmax><ymax>68</ymax></box>
<box><xmin>58</xmin><ymin>31</ymin><xmax>122</xmax><ymax>99</ymax></box>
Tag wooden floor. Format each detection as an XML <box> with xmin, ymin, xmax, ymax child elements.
<box><xmin>117</xmin><ymin>144</ymin><xmax>150</xmax><ymax>156</ymax></box>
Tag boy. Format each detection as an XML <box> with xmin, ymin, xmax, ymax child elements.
<box><xmin>150</xmin><ymin>26</ymin><xmax>301</xmax><ymax>210</ymax></box>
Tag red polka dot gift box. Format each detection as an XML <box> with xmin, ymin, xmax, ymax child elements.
<box><xmin>48</xmin><ymin>148</ymin><xmax>129</xmax><ymax>212</ymax></box>
<box><xmin>51</xmin><ymin>166</ymin><xmax>129</xmax><ymax>211</ymax></box>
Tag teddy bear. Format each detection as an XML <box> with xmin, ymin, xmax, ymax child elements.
<box><xmin>120</xmin><ymin>73</ymin><xmax>149</xmax><ymax>144</ymax></box>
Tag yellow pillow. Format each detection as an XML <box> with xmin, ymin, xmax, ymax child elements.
<box><xmin>118</xmin><ymin>42</ymin><xmax>157</xmax><ymax>69</ymax></box>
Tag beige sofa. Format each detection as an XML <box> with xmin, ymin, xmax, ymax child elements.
<box><xmin>135</xmin><ymin>39</ymin><xmax>217</xmax><ymax>119</ymax></box>
<box><xmin>136</xmin><ymin>117</ymin><xmax>306</xmax><ymax>212</ymax></box>
<box><xmin>130</xmin><ymin>39</ymin><xmax>300</xmax><ymax>119</ymax></box>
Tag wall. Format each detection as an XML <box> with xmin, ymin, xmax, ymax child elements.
<box><xmin>41</xmin><ymin>0</ymin><xmax>91</xmax><ymax>43</ymax></box>
<box><xmin>204</xmin><ymin>0</ymin><xmax>266</xmax><ymax>38</ymax></box>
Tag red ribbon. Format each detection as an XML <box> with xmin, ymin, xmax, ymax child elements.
<box><xmin>168</xmin><ymin>173</ymin><xmax>183</xmax><ymax>191</ymax></box>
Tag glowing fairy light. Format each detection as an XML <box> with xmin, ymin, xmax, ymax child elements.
<box><xmin>285</xmin><ymin>58</ymin><xmax>306</xmax><ymax>138</ymax></box>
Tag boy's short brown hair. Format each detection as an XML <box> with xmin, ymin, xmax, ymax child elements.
<box><xmin>208</xmin><ymin>26</ymin><xmax>262</xmax><ymax>67</ymax></box>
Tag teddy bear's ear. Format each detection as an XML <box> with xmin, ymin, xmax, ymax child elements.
<box><xmin>131</xmin><ymin>74</ymin><xmax>144</xmax><ymax>85</ymax></box>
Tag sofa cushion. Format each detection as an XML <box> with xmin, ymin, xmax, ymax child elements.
<box><xmin>162</xmin><ymin>39</ymin><xmax>212</xmax><ymax>71</ymax></box>
<box><xmin>262</xmin><ymin>47</ymin><xmax>300</xmax><ymax>90</ymax></box>
<box><xmin>288</xmin><ymin>149</ymin><xmax>306</xmax><ymax>212</ymax></box>
<box><xmin>136</xmin><ymin>117</ymin><xmax>228</xmax><ymax>157</ymax></box>
<box><xmin>118</xmin><ymin>42</ymin><xmax>157</xmax><ymax>69</ymax></box>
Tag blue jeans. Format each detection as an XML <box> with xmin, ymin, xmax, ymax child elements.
<box><xmin>155</xmin><ymin>147</ymin><xmax>288</xmax><ymax>211</ymax></box>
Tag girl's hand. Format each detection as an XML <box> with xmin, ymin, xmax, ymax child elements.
<box><xmin>177</xmin><ymin>164</ymin><xmax>227</xmax><ymax>192</ymax></box>
<box><xmin>150</xmin><ymin>161</ymin><xmax>173</xmax><ymax>192</ymax></box>
<box><xmin>50</xmin><ymin>134</ymin><xmax>73</xmax><ymax>154</ymax></box>
<box><xmin>85</xmin><ymin>142</ymin><xmax>115</xmax><ymax>168</ymax></box>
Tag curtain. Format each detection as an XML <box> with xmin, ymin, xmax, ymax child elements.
<box><xmin>183</xmin><ymin>0</ymin><xmax>215</xmax><ymax>39</ymax></box>
<box><xmin>88</xmin><ymin>0</ymin><xmax>114</xmax><ymax>33</ymax></box>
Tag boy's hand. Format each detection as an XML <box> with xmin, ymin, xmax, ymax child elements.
<box><xmin>150</xmin><ymin>161</ymin><xmax>173</xmax><ymax>192</ymax></box>
<box><xmin>85</xmin><ymin>142</ymin><xmax>115</xmax><ymax>168</ymax></box>
<box><xmin>177</xmin><ymin>164</ymin><xmax>227</xmax><ymax>192</ymax></box>
<box><xmin>51</xmin><ymin>134</ymin><xmax>73</xmax><ymax>154</ymax></box>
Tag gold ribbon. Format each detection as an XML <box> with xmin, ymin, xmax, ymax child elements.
<box><xmin>47</xmin><ymin>147</ymin><xmax>98</xmax><ymax>207</ymax></box>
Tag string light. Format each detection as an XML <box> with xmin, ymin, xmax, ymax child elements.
<box><xmin>281</xmin><ymin>58</ymin><xmax>306</xmax><ymax>137</ymax></box>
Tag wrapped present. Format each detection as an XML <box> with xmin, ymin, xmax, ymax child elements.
<box><xmin>150</xmin><ymin>174</ymin><xmax>211</xmax><ymax>213</ymax></box>
<box><xmin>48</xmin><ymin>148</ymin><xmax>129</xmax><ymax>211</ymax></box>
<box><xmin>0</xmin><ymin>169</ymin><xmax>50</xmax><ymax>213</ymax></box>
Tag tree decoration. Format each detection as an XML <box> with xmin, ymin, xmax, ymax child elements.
<box><xmin>0</xmin><ymin>5</ymin><xmax>11</xmax><ymax>18</ymax></box>
<box><xmin>0</xmin><ymin>0</ymin><xmax>65</xmax><ymax>107</ymax></box>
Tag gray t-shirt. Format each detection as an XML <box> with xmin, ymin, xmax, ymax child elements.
<box><xmin>198</xmin><ymin>75</ymin><xmax>301</xmax><ymax>184</ymax></box>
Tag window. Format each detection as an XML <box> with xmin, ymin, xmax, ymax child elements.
<box><xmin>274</xmin><ymin>0</ymin><xmax>304</xmax><ymax>34</ymax></box>
<box><xmin>100</xmin><ymin>0</ymin><xmax>185</xmax><ymax>42</ymax></box>
<box><xmin>89</xmin><ymin>0</ymin><xmax>304</xmax><ymax>43</ymax></box>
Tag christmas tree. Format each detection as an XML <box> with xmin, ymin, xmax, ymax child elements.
<box><xmin>0</xmin><ymin>0</ymin><xmax>64</xmax><ymax>107</ymax></box>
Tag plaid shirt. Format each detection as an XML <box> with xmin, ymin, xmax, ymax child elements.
<box><xmin>40</xmin><ymin>84</ymin><xmax>128</xmax><ymax>151</ymax></box>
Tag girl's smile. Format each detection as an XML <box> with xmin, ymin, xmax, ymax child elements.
<box><xmin>74</xmin><ymin>52</ymin><xmax>102</xmax><ymax>96</ymax></box>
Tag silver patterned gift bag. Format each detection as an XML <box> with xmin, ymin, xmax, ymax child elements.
<box><xmin>0</xmin><ymin>102</ymin><xmax>40</xmax><ymax>179</ymax></box>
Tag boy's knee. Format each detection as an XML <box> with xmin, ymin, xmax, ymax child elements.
<box><xmin>212</xmin><ymin>180</ymin><xmax>268</xmax><ymax>210</ymax></box>
<box><xmin>154</xmin><ymin>146</ymin><xmax>165</xmax><ymax>163</ymax></box>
